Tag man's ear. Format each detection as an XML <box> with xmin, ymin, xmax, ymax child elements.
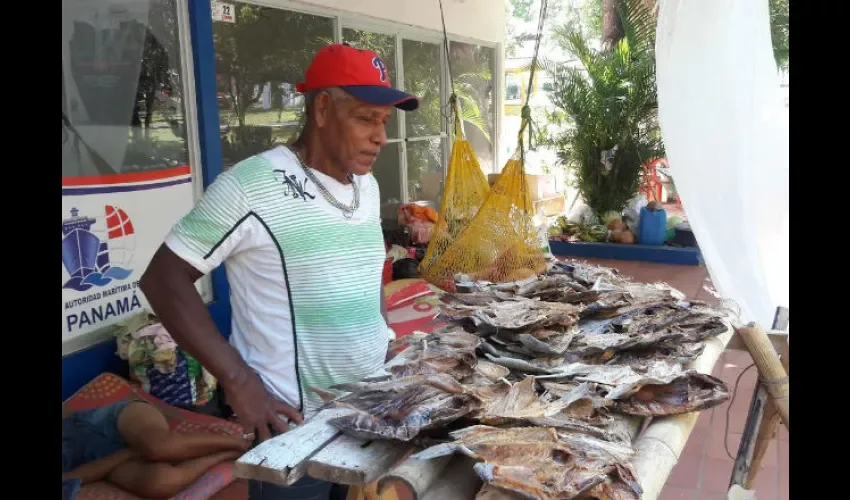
<box><xmin>314</xmin><ymin>91</ymin><xmax>331</xmax><ymax>128</ymax></box>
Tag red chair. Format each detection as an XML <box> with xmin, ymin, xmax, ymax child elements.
<box><xmin>639</xmin><ymin>157</ymin><xmax>682</xmax><ymax>208</ymax></box>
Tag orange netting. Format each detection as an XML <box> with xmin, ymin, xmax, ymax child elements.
<box><xmin>420</xmin><ymin>144</ymin><xmax>546</xmax><ymax>292</ymax></box>
<box><xmin>419</xmin><ymin>117</ymin><xmax>491</xmax><ymax>284</ymax></box>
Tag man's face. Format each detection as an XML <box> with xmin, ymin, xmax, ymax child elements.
<box><xmin>314</xmin><ymin>88</ymin><xmax>391</xmax><ymax>176</ymax></box>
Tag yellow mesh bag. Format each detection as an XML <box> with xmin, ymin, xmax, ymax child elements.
<box><xmin>420</xmin><ymin>146</ymin><xmax>547</xmax><ymax>292</ymax></box>
<box><xmin>419</xmin><ymin>118</ymin><xmax>491</xmax><ymax>282</ymax></box>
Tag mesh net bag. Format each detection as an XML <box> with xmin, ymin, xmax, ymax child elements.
<box><xmin>420</xmin><ymin>146</ymin><xmax>547</xmax><ymax>292</ymax></box>
<box><xmin>419</xmin><ymin>119</ymin><xmax>491</xmax><ymax>282</ymax></box>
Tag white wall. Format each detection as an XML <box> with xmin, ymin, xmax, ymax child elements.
<box><xmin>297</xmin><ymin>0</ymin><xmax>506</xmax><ymax>45</ymax></box>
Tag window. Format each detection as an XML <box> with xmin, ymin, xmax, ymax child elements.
<box><xmin>403</xmin><ymin>39</ymin><xmax>444</xmax><ymax>208</ymax></box>
<box><xmin>450</xmin><ymin>42</ymin><xmax>496</xmax><ymax>173</ymax></box>
<box><xmin>505</xmin><ymin>73</ymin><xmax>522</xmax><ymax>102</ymax></box>
<box><xmin>209</xmin><ymin>2</ymin><xmax>499</xmax><ymax>214</ymax></box>
<box><xmin>211</xmin><ymin>3</ymin><xmax>334</xmax><ymax>168</ymax></box>
<box><xmin>343</xmin><ymin>28</ymin><xmax>403</xmax><ymax>206</ymax></box>
<box><xmin>62</xmin><ymin>0</ymin><xmax>192</xmax><ymax>178</ymax></box>
<box><xmin>62</xmin><ymin>0</ymin><xmax>204</xmax><ymax>349</ymax></box>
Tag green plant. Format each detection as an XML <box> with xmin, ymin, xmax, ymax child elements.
<box><xmin>769</xmin><ymin>0</ymin><xmax>789</xmax><ymax>70</ymax></box>
<box><xmin>544</xmin><ymin>0</ymin><xmax>662</xmax><ymax>216</ymax></box>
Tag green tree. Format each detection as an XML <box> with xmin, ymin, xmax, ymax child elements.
<box><xmin>545</xmin><ymin>0</ymin><xmax>663</xmax><ymax>216</ymax></box>
<box><xmin>212</xmin><ymin>5</ymin><xmax>332</xmax><ymax>152</ymax></box>
<box><xmin>769</xmin><ymin>0</ymin><xmax>789</xmax><ymax>70</ymax></box>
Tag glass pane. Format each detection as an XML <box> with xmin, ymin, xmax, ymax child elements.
<box><xmin>449</xmin><ymin>42</ymin><xmax>495</xmax><ymax>173</ymax></box>
<box><xmin>406</xmin><ymin>138</ymin><xmax>445</xmax><ymax>209</ymax></box>
<box><xmin>343</xmin><ymin>28</ymin><xmax>399</xmax><ymax>140</ymax></box>
<box><xmin>402</xmin><ymin>39</ymin><xmax>441</xmax><ymax>137</ymax></box>
<box><xmin>212</xmin><ymin>4</ymin><xmax>334</xmax><ymax>168</ymax></box>
<box><xmin>372</xmin><ymin>142</ymin><xmax>402</xmax><ymax>223</ymax></box>
<box><xmin>62</xmin><ymin>0</ymin><xmax>190</xmax><ymax>178</ymax></box>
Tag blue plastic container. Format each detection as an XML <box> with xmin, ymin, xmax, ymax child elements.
<box><xmin>638</xmin><ymin>206</ymin><xmax>667</xmax><ymax>245</ymax></box>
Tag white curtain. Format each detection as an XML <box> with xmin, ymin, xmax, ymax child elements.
<box><xmin>655</xmin><ymin>0</ymin><xmax>789</xmax><ymax>328</ymax></box>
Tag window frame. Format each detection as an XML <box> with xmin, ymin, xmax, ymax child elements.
<box><xmin>61</xmin><ymin>0</ymin><xmax>211</xmax><ymax>356</ymax></box>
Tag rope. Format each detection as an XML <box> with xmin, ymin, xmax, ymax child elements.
<box><xmin>517</xmin><ymin>0</ymin><xmax>548</xmax><ymax>213</ymax></box>
<box><xmin>724</xmin><ymin>362</ymin><xmax>757</xmax><ymax>460</ymax></box>
<box><xmin>518</xmin><ymin>0</ymin><xmax>549</xmax><ymax>158</ymax></box>
<box><xmin>438</xmin><ymin>0</ymin><xmax>463</xmax><ymax>138</ymax></box>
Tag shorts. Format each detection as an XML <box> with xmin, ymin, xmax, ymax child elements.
<box><xmin>62</xmin><ymin>400</ymin><xmax>140</xmax><ymax>473</ymax></box>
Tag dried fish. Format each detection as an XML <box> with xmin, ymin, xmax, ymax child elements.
<box><xmin>388</xmin><ymin>330</ymin><xmax>481</xmax><ymax>379</ymax></box>
<box><xmin>604</xmin><ymin>342</ymin><xmax>706</xmax><ymax>368</ymax></box>
<box><xmin>537</xmin><ymin>360</ymin><xmax>687</xmax><ymax>401</ymax></box>
<box><xmin>516</xmin><ymin>332</ymin><xmax>574</xmax><ymax>356</ymax></box>
<box><xmin>476</xmin><ymin>377</ymin><xmax>571</xmax><ymax>425</ymax></box>
<box><xmin>583</xmin><ymin>463</ymin><xmax>643</xmax><ymax>500</ymax></box>
<box><xmin>321</xmin><ymin>374</ymin><xmax>481</xmax><ymax>441</ymax></box>
<box><xmin>614</xmin><ymin>372</ymin><xmax>730</xmax><ymax>416</ymax></box>
<box><xmin>327</xmin><ymin>258</ymin><xmax>736</xmax><ymax>497</ymax></box>
<box><xmin>447</xmin><ymin>298</ymin><xmax>582</xmax><ymax>331</ymax></box>
<box><xmin>465</xmin><ymin>359</ymin><xmax>511</xmax><ymax>384</ymax></box>
<box><xmin>414</xmin><ymin>426</ymin><xmax>635</xmax><ymax>500</ymax></box>
<box><xmin>484</xmin><ymin>353</ymin><xmax>560</xmax><ymax>375</ymax></box>
<box><xmin>544</xmin><ymin>382</ymin><xmax>614</xmax><ymax>425</ymax></box>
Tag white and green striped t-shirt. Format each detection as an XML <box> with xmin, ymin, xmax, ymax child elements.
<box><xmin>165</xmin><ymin>146</ymin><xmax>389</xmax><ymax>415</ymax></box>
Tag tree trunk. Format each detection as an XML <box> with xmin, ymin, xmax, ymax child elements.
<box><xmin>602</xmin><ymin>0</ymin><xmax>625</xmax><ymax>51</ymax></box>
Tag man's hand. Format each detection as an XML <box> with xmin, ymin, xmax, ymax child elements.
<box><xmin>224</xmin><ymin>367</ymin><xmax>303</xmax><ymax>442</ymax></box>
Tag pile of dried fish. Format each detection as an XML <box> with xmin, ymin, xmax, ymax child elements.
<box><xmin>316</xmin><ymin>261</ymin><xmax>732</xmax><ymax>500</ymax></box>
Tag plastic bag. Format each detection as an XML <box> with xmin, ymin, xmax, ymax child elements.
<box><xmin>622</xmin><ymin>194</ymin><xmax>649</xmax><ymax>233</ymax></box>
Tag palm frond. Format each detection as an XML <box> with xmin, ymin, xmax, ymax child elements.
<box><xmin>615</xmin><ymin>0</ymin><xmax>656</xmax><ymax>57</ymax></box>
<box><xmin>542</xmin><ymin>0</ymin><xmax>663</xmax><ymax>216</ymax></box>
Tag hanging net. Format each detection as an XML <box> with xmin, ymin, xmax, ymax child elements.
<box><xmin>420</xmin><ymin>140</ymin><xmax>546</xmax><ymax>291</ymax></box>
<box><xmin>419</xmin><ymin>0</ymin><xmax>549</xmax><ymax>292</ymax></box>
<box><xmin>419</xmin><ymin>113</ymin><xmax>491</xmax><ymax>284</ymax></box>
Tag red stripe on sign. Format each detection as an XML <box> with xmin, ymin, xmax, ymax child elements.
<box><xmin>62</xmin><ymin>165</ymin><xmax>191</xmax><ymax>187</ymax></box>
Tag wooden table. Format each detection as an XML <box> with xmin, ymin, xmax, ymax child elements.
<box><xmin>235</xmin><ymin>325</ymin><xmax>733</xmax><ymax>500</ymax></box>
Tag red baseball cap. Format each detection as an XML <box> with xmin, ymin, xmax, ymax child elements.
<box><xmin>296</xmin><ymin>43</ymin><xmax>419</xmax><ymax>111</ymax></box>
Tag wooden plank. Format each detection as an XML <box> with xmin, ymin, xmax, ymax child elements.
<box><xmin>307</xmin><ymin>435</ymin><xmax>413</xmax><ymax>485</ymax></box>
<box><xmin>420</xmin><ymin>457</ymin><xmax>482</xmax><ymax>500</ymax></box>
<box><xmin>234</xmin><ymin>408</ymin><xmax>352</xmax><ymax>486</ymax></box>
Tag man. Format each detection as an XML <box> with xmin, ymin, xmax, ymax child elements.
<box><xmin>139</xmin><ymin>43</ymin><xmax>419</xmax><ymax>499</ymax></box>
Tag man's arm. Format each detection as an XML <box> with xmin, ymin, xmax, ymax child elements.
<box><xmin>140</xmin><ymin>245</ymin><xmax>250</xmax><ymax>388</ymax></box>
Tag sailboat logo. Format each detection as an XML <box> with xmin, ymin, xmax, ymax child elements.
<box><xmin>62</xmin><ymin>206</ymin><xmax>135</xmax><ymax>291</ymax></box>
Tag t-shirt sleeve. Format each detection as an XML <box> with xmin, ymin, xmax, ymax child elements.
<box><xmin>164</xmin><ymin>171</ymin><xmax>253</xmax><ymax>275</ymax></box>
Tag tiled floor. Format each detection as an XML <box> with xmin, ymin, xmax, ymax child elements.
<box><xmin>211</xmin><ymin>258</ymin><xmax>788</xmax><ymax>500</ymax></box>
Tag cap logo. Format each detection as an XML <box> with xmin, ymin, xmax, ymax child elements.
<box><xmin>372</xmin><ymin>57</ymin><xmax>388</xmax><ymax>83</ymax></box>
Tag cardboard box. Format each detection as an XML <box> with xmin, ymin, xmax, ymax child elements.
<box><xmin>533</xmin><ymin>196</ymin><xmax>566</xmax><ymax>217</ymax></box>
<box><xmin>487</xmin><ymin>173</ymin><xmax>558</xmax><ymax>201</ymax></box>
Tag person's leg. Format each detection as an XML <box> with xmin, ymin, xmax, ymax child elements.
<box><xmin>117</xmin><ymin>401</ymin><xmax>250</xmax><ymax>462</ymax></box>
<box><xmin>107</xmin><ymin>450</ymin><xmax>240</xmax><ymax>498</ymax></box>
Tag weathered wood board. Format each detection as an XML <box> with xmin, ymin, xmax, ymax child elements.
<box><xmin>307</xmin><ymin>434</ymin><xmax>414</xmax><ymax>485</ymax></box>
<box><xmin>235</xmin><ymin>408</ymin><xmax>352</xmax><ymax>485</ymax></box>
